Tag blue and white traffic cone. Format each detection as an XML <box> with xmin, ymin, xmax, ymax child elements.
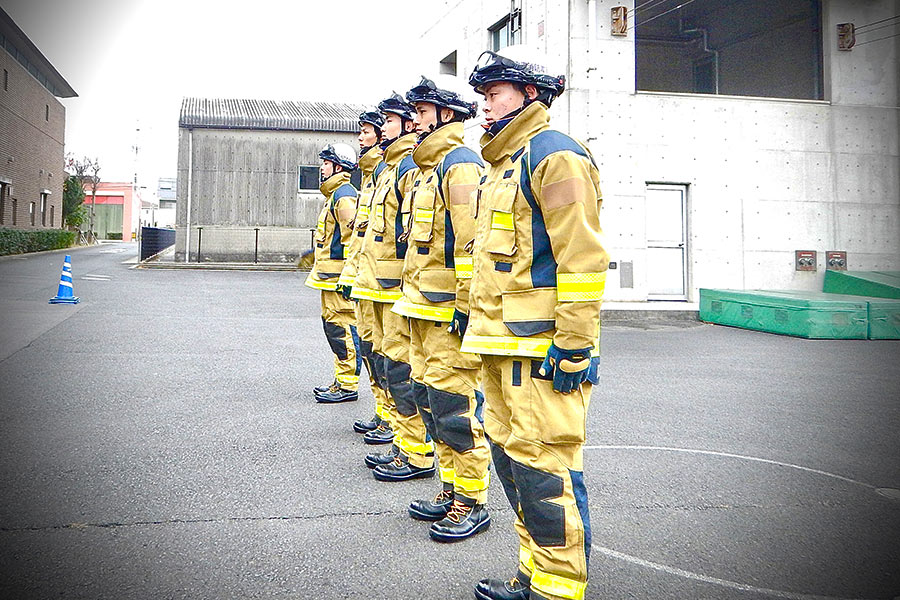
<box><xmin>49</xmin><ymin>254</ymin><xmax>80</xmax><ymax>304</ymax></box>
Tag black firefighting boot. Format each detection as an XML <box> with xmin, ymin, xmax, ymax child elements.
<box><xmin>473</xmin><ymin>573</ymin><xmax>530</xmax><ymax>600</ymax></box>
<box><xmin>315</xmin><ymin>387</ymin><xmax>358</xmax><ymax>404</ymax></box>
<box><xmin>408</xmin><ymin>483</ymin><xmax>454</xmax><ymax>521</ymax></box>
<box><xmin>429</xmin><ymin>495</ymin><xmax>490</xmax><ymax>542</ymax></box>
<box><xmin>373</xmin><ymin>453</ymin><xmax>435</xmax><ymax>482</ymax></box>
<box><xmin>364</xmin><ymin>444</ymin><xmax>399</xmax><ymax>469</ymax></box>
<box><xmin>313</xmin><ymin>380</ymin><xmax>338</xmax><ymax>396</ymax></box>
<box><xmin>353</xmin><ymin>414</ymin><xmax>381</xmax><ymax>434</ymax></box>
<box><xmin>363</xmin><ymin>422</ymin><xmax>394</xmax><ymax>445</ymax></box>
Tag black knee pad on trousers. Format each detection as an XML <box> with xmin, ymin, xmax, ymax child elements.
<box><xmin>386</xmin><ymin>358</ymin><xmax>416</xmax><ymax>416</ymax></box>
<box><xmin>412</xmin><ymin>380</ymin><xmax>437</xmax><ymax>439</ymax></box>
<box><xmin>428</xmin><ymin>386</ymin><xmax>475</xmax><ymax>453</ymax></box>
<box><xmin>488</xmin><ymin>438</ymin><xmax>519</xmax><ymax>511</ymax></box>
<box><xmin>510</xmin><ymin>459</ymin><xmax>566</xmax><ymax>548</ymax></box>
<box><xmin>359</xmin><ymin>339</ymin><xmax>374</xmax><ymax>381</ymax></box>
<box><xmin>322</xmin><ymin>318</ymin><xmax>348</xmax><ymax>360</ymax></box>
<box><xmin>370</xmin><ymin>352</ymin><xmax>386</xmax><ymax>389</ymax></box>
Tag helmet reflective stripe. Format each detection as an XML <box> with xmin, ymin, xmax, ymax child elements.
<box><xmin>377</xmin><ymin>92</ymin><xmax>415</xmax><ymax>121</ymax></box>
<box><xmin>319</xmin><ymin>143</ymin><xmax>358</xmax><ymax>171</ymax></box>
<box><xmin>405</xmin><ymin>75</ymin><xmax>478</xmax><ymax>120</ymax></box>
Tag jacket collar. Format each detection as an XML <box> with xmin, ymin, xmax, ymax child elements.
<box><xmin>480</xmin><ymin>102</ymin><xmax>550</xmax><ymax>166</ymax></box>
<box><xmin>319</xmin><ymin>171</ymin><xmax>351</xmax><ymax>198</ymax></box>
<box><xmin>412</xmin><ymin>122</ymin><xmax>465</xmax><ymax>171</ymax></box>
<box><xmin>358</xmin><ymin>146</ymin><xmax>383</xmax><ymax>177</ymax></box>
<box><xmin>383</xmin><ymin>133</ymin><xmax>417</xmax><ymax>167</ymax></box>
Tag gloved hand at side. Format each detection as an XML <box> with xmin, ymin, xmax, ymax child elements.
<box><xmin>539</xmin><ymin>343</ymin><xmax>592</xmax><ymax>394</ymax></box>
<box><xmin>448</xmin><ymin>309</ymin><xmax>469</xmax><ymax>338</ymax></box>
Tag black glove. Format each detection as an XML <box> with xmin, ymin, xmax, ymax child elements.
<box><xmin>337</xmin><ymin>284</ymin><xmax>352</xmax><ymax>300</ymax></box>
<box><xmin>447</xmin><ymin>309</ymin><xmax>469</xmax><ymax>338</ymax></box>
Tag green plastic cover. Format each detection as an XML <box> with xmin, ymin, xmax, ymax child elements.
<box><xmin>823</xmin><ymin>270</ymin><xmax>900</xmax><ymax>299</ymax></box>
<box><xmin>699</xmin><ymin>289</ymin><xmax>869</xmax><ymax>339</ymax></box>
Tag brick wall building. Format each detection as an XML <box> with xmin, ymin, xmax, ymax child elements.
<box><xmin>0</xmin><ymin>8</ymin><xmax>77</xmax><ymax>230</ymax></box>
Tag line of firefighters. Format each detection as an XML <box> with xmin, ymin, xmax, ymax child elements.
<box><xmin>304</xmin><ymin>46</ymin><xmax>609</xmax><ymax>600</ymax></box>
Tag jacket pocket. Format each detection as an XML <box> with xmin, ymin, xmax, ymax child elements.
<box><xmin>314</xmin><ymin>205</ymin><xmax>328</xmax><ymax>243</ymax></box>
<box><xmin>420</xmin><ymin>268</ymin><xmax>456</xmax><ymax>303</ymax></box>
<box><xmin>375</xmin><ymin>258</ymin><xmax>404</xmax><ymax>289</ymax></box>
<box><xmin>501</xmin><ymin>287</ymin><xmax>556</xmax><ymax>336</ymax></box>
<box><xmin>316</xmin><ymin>259</ymin><xmax>344</xmax><ymax>280</ymax></box>
<box><xmin>485</xmin><ymin>181</ymin><xmax>518</xmax><ymax>257</ymax></box>
<box><xmin>411</xmin><ymin>185</ymin><xmax>437</xmax><ymax>244</ymax></box>
<box><xmin>371</xmin><ymin>187</ymin><xmax>389</xmax><ymax>234</ymax></box>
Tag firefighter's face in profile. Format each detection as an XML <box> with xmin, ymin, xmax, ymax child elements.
<box><xmin>320</xmin><ymin>159</ymin><xmax>336</xmax><ymax>180</ymax></box>
<box><xmin>358</xmin><ymin>123</ymin><xmax>378</xmax><ymax>150</ymax></box>
<box><xmin>481</xmin><ymin>80</ymin><xmax>536</xmax><ymax>123</ymax></box>
<box><xmin>413</xmin><ymin>102</ymin><xmax>437</xmax><ymax>135</ymax></box>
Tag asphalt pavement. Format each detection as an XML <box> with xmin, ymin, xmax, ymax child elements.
<box><xmin>0</xmin><ymin>242</ymin><xmax>898</xmax><ymax>600</ymax></box>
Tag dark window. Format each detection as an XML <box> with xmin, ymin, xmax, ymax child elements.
<box><xmin>0</xmin><ymin>182</ymin><xmax>5</xmax><ymax>223</ymax></box>
<box><xmin>12</xmin><ymin>198</ymin><xmax>17</xmax><ymax>225</ymax></box>
<box><xmin>29</xmin><ymin>201</ymin><xmax>35</xmax><ymax>226</ymax></box>
<box><xmin>439</xmin><ymin>50</ymin><xmax>458</xmax><ymax>76</ymax></box>
<box><xmin>635</xmin><ymin>0</ymin><xmax>824</xmax><ymax>100</ymax></box>
<box><xmin>489</xmin><ymin>9</ymin><xmax>521</xmax><ymax>51</ymax></box>
<box><xmin>50</xmin><ymin>205</ymin><xmax>54</xmax><ymax>227</ymax></box>
<box><xmin>349</xmin><ymin>169</ymin><xmax>362</xmax><ymax>189</ymax></box>
<box><xmin>45</xmin><ymin>105</ymin><xmax>49</xmax><ymax>121</ymax></box>
<box><xmin>3</xmin><ymin>69</ymin><xmax>7</xmax><ymax>91</ymax></box>
<box><xmin>40</xmin><ymin>193</ymin><xmax>47</xmax><ymax>226</ymax></box>
<box><xmin>297</xmin><ymin>166</ymin><xmax>319</xmax><ymax>191</ymax></box>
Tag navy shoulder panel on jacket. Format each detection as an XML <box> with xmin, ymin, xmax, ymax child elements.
<box><xmin>373</xmin><ymin>161</ymin><xmax>388</xmax><ymax>182</ymax></box>
<box><xmin>440</xmin><ymin>146</ymin><xmax>484</xmax><ymax>178</ymax></box>
<box><xmin>528</xmin><ymin>130</ymin><xmax>594</xmax><ymax>173</ymax></box>
<box><xmin>396</xmin><ymin>154</ymin><xmax>418</xmax><ymax>180</ymax></box>
<box><xmin>334</xmin><ymin>183</ymin><xmax>358</xmax><ymax>200</ymax></box>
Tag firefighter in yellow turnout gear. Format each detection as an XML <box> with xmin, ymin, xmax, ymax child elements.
<box><xmin>305</xmin><ymin>143</ymin><xmax>362</xmax><ymax>403</ymax></box>
<box><xmin>338</xmin><ymin>110</ymin><xmax>391</xmax><ymax>434</ymax></box>
<box><xmin>351</xmin><ymin>93</ymin><xmax>435</xmax><ymax>477</ymax></box>
<box><xmin>391</xmin><ymin>76</ymin><xmax>492</xmax><ymax>542</ymax></box>
<box><xmin>464</xmin><ymin>48</ymin><xmax>609</xmax><ymax>600</ymax></box>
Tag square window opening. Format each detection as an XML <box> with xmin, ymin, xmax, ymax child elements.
<box><xmin>635</xmin><ymin>0</ymin><xmax>824</xmax><ymax>100</ymax></box>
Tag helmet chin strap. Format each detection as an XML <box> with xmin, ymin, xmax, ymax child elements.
<box><xmin>484</xmin><ymin>104</ymin><xmax>527</xmax><ymax>135</ymax></box>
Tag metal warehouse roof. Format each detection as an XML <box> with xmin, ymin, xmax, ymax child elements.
<box><xmin>179</xmin><ymin>98</ymin><xmax>366</xmax><ymax>133</ymax></box>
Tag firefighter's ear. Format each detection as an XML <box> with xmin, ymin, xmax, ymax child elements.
<box><xmin>524</xmin><ymin>84</ymin><xmax>539</xmax><ymax>100</ymax></box>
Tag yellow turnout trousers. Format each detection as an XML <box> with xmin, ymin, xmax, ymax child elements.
<box><xmin>480</xmin><ymin>354</ymin><xmax>592</xmax><ymax>600</ymax></box>
<box><xmin>409</xmin><ymin>318</ymin><xmax>490</xmax><ymax>503</ymax></box>
<box><xmin>319</xmin><ymin>291</ymin><xmax>360</xmax><ymax>390</ymax></box>
<box><xmin>356</xmin><ymin>299</ymin><xmax>390</xmax><ymax>420</ymax></box>
<box><xmin>378</xmin><ymin>304</ymin><xmax>433</xmax><ymax>468</ymax></box>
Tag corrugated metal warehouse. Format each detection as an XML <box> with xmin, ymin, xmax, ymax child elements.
<box><xmin>175</xmin><ymin>98</ymin><xmax>364</xmax><ymax>262</ymax></box>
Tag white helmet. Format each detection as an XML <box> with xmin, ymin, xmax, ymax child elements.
<box><xmin>319</xmin><ymin>143</ymin><xmax>358</xmax><ymax>171</ymax></box>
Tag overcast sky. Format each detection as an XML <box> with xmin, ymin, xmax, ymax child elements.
<box><xmin>3</xmin><ymin>0</ymin><xmax>427</xmax><ymax>192</ymax></box>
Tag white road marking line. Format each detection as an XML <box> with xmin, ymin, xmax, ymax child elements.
<box><xmin>585</xmin><ymin>445</ymin><xmax>880</xmax><ymax>599</ymax></box>
<box><xmin>591</xmin><ymin>545</ymin><xmax>870</xmax><ymax>600</ymax></box>
<box><xmin>583</xmin><ymin>445</ymin><xmax>875</xmax><ymax>489</ymax></box>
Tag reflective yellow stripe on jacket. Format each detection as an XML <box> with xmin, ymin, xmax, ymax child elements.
<box><xmin>454</xmin><ymin>256</ymin><xmax>473</xmax><ymax>280</ymax></box>
<box><xmin>350</xmin><ymin>286</ymin><xmax>403</xmax><ymax>303</ymax></box>
<box><xmin>304</xmin><ymin>274</ymin><xmax>338</xmax><ymax>291</ymax></box>
<box><xmin>460</xmin><ymin>334</ymin><xmax>599</xmax><ymax>358</ymax></box>
<box><xmin>391</xmin><ymin>299</ymin><xmax>454</xmax><ymax>322</ymax></box>
<box><xmin>557</xmin><ymin>271</ymin><xmax>606</xmax><ymax>302</ymax></box>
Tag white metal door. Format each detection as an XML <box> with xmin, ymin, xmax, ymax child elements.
<box><xmin>645</xmin><ymin>184</ymin><xmax>687</xmax><ymax>300</ymax></box>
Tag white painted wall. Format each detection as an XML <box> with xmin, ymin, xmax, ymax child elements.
<box><xmin>418</xmin><ymin>0</ymin><xmax>900</xmax><ymax>302</ymax></box>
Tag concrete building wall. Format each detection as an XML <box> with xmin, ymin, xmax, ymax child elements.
<box><xmin>418</xmin><ymin>0</ymin><xmax>900</xmax><ymax>302</ymax></box>
<box><xmin>0</xmin><ymin>47</ymin><xmax>65</xmax><ymax>230</ymax></box>
<box><xmin>174</xmin><ymin>127</ymin><xmax>358</xmax><ymax>262</ymax></box>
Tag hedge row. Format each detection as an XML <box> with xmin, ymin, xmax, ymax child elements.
<box><xmin>0</xmin><ymin>228</ymin><xmax>76</xmax><ymax>256</ymax></box>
